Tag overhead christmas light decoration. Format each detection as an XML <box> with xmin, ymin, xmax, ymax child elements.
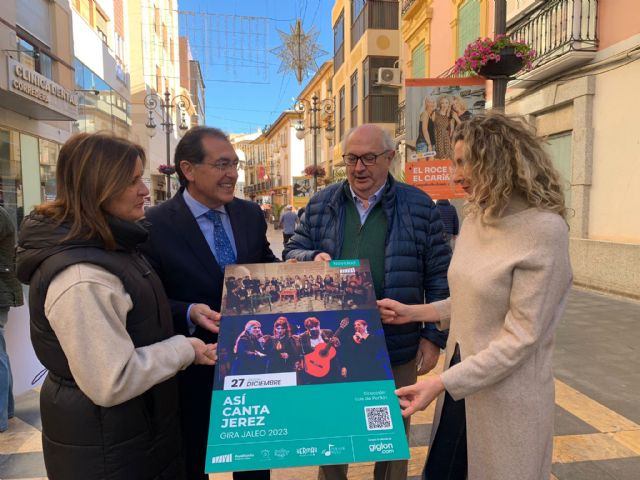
<box><xmin>272</xmin><ymin>18</ymin><xmax>326</xmax><ymax>84</ymax></box>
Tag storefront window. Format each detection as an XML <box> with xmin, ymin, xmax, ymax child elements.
<box><xmin>39</xmin><ymin>139</ymin><xmax>59</xmax><ymax>202</ymax></box>
<box><xmin>0</xmin><ymin>130</ymin><xmax>24</xmax><ymax>229</ymax></box>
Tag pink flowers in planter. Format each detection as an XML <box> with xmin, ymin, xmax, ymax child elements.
<box><xmin>453</xmin><ymin>34</ymin><xmax>537</xmax><ymax>75</ymax></box>
<box><xmin>303</xmin><ymin>165</ymin><xmax>326</xmax><ymax>177</ymax></box>
<box><xmin>158</xmin><ymin>164</ymin><xmax>176</xmax><ymax>175</ymax></box>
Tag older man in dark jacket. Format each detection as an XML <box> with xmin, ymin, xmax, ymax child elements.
<box><xmin>284</xmin><ymin>124</ymin><xmax>451</xmax><ymax>480</ymax></box>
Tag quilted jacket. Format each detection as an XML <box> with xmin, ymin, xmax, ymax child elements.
<box><xmin>284</xmin><ymin>176</ymin><xmax>451</xmax><ymax>365</ymax></box>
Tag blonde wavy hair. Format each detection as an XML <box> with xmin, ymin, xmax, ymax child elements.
<box><xmin>452</xmin><ymin>112</ymin><xmax>567</xmax><ymax>221</ymax></box>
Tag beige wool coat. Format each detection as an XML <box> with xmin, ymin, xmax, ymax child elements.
<box><xmin>431</xmin><ymin>199</ymin><xmax>572</xmax><ymax>480</ymax></box>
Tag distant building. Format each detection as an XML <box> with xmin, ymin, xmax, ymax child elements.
<box><xmin>128</xmin><ymin>0</ymin><xmax>193</xmax><ymax>205</ymax></box>
<box><xmin>189</xmin><ymin>60</ymin><xmax>205</xmax><ymax>126</ymax></box>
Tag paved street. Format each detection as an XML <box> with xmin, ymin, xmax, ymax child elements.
<box><xmin>1</xmin><ymin>225</ymin><xmax>639</xmax><ymax>479</ymax></box>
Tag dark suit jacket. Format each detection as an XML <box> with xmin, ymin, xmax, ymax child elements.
<box><xmin>141</xmin><ymin>190</ymin><xmax>277</xmax><ymax>479</ymax></box>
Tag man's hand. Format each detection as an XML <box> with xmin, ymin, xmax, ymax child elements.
<box><xmin>416</xmin><ymin>338</ymin><xmax>441</xmax><ymax>376</ymax></box>
<box><xmin>188</xmin><ymin>338</ymin><xmax>217</xmax><ymax>366</ymax></box>
<box><xmin>314</xmin><ymin>252</ymin><xmax>332</xmax><ymax>262</ymax></box>
<box><xmin>189</xmin><ymin>304</ymin><xmax>221</xmax><ymax>334</ymax></box>
<box><xmin>395</xmin><ymin>375</ymin><xmax>445</xmax><ymax>417</ymax></box>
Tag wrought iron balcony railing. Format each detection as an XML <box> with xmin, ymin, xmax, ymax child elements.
<box><xmin>508</xmin><ymin>0</ymin><xmax>598</xmax><ymax>70</ymax></box>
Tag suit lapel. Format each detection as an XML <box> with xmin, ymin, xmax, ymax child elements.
<box><xmin>226</xmin><ymin>200</ymin><xmax>249</xmax><ymax>263</ymax></box>
<box><xmin>169</xmin><ymin>192</ymin><xmax>223</xmax><ymax>277</ymax></box>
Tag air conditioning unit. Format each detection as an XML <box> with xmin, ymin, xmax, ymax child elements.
<box><xmin>377</xmin><ymin>67</ymin><xmax>401</xmax><ymax>86</ymax></box>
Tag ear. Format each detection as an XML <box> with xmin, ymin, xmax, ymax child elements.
<box><xmin>179</xmin><ymin>160</ymin><xmax>195</xmax><ymax>182</ymax></box>
<box><xmin>386</xmin><ymin>150</ymin><xmax>396</xmax><ymax>166</ymax></box>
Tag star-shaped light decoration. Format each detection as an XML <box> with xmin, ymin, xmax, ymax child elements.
<box><xmin>272</xmin><ymin>19</ymin><xmax>327</xmax><ymax>84</ymax></box>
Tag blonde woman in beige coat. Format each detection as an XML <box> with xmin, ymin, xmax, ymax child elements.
<box><xmin>378</xmin><ymin>113</ymin><xmax>572</xmax><ymax>480</ymax></box>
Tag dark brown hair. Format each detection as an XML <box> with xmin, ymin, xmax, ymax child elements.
<box><xmin>34</xmin><ymin>132</ymin><xmax>146</xmax><ymax>249</ymax></box>
<box><xmin>304</xmin><ymin>317</ymin><xmax>320</xmax><ymax>329</ymax></box>
<box><xmin>174</xmin><ymin>126</ymin><xmax>228</xmax><ymax>186</ymax></box>
<box><xmin>273</xmin><ymin>317</ymin><xmax>292</xmax><ymax>337</ymax></box>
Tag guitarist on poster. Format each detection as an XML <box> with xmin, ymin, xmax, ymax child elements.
<box><xmin>296</xmin><ymin>317</ymin><xmax>349</xmax><ymax>384</ymax></box>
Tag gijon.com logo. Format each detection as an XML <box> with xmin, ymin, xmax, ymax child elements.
<box><xmin>368</xmin><ymin>441</ymin><xmax>394</xmax><ymax>454</ymax></box>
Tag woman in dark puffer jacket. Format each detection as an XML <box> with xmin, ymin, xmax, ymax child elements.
<box><xmin>16</xmin><ymin>133</ymin><xmax>217</xmax><ymax>479</ymax></box>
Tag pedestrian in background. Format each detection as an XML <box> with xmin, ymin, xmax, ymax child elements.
<box><xmin>279</xmin><ymin>204</ymin><xmax>298</xmax><ymax>250</ymax></box>
<box><xmin>379</xmin><ymin>113</ymin><xmax>572</xmax><ymax>480</ymax></box>
<box><xmin>15</xmin><ymin>133</ymin><xmax>216</xmax><ymax>479</ymax></box>
<box><xmin>435</xmin><ymin>199</ymin><xmax>459</xmax><ymax>247</ymax></box>
<box><xmin>0</xmin><ymin>205</ymin><xmax>23</xmax><ymax>433</ymax></box>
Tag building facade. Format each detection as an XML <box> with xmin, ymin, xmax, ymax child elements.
<box><xmin>128</xmin><ymin>0</ymin><xmax>191</xmax><ymax>204</ymax></box>
<box><xmin>396</xmin><ymin>0</ymin><xmax>640</xmax><ymax>299</ymax></box>
<box><xmin>296</xmin><ymin>61</ymin><xmax>337</xmax><ymax>189</ymax></box>
<box><xmin>331</xmin><ymin>0</ymin><xmax>402</xmax><ymax>164</ymax></box>
<box><xmin>0</xmin><ymin>0</ymin><xmax>77</xmax><ymax>229</ymax></box>
<box><xmin>244</xmin><ymin>111</ymin><xmax>304</xmax><ymax>213</ymax></box>
<box><xmin>505</xmin><ymin>0</ymin><xmax>640</xmax><ymax>298</ymax></box>
<box><xmin>71</xmin><ymin>0</ymin><xmax>133</xmax><ymax>139</ymax></box>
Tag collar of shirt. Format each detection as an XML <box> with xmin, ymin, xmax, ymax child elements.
<box><xmin>183</xmin><ymin>188</ymin><xmax>227</xmax><ymax>219</ymax></box>
<box><xmin>349</xmin><ymin>182</ymin><xmax>386</xmax><ymax>208</ymax></box>
<box><xmin>348</xmin><ymin>182</ymin><xmax>386</xmax><ymax>224</ymax></box>
<box><xmin>182</xmin><ymin>188</ymin><xmax>236</xmax><ymax>258</ymax></box>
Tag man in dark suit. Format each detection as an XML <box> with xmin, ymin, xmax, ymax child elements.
<box><xmin>142</xmin><ymin>126</ymin><xmax>277</xmax><ymax>480</ymax></box>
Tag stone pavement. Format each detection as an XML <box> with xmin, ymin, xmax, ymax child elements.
<box><xmin>1</xmin><ymin>225</ymin><xmax>639</xmax><ymax>479</ymax></box>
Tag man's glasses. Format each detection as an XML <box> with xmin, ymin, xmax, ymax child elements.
<box><xmin>202</xmin><ymin>159</ymin><xmax>240</xmax><ymax>172</ymax></box>
<box><xmin>341</xmin><ymin>151</ymin><xmax>388</xmax><ymax>166</ymax></box>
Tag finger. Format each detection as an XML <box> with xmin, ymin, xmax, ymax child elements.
<box><xmin>376</xmin><ymin>299</ymin><xmax>392</xmax><ymax>308</ymax></box>
<box><xmin>395</xmin><ymin>385</ymin><xmax>416</xmax><ymax>397</ymax></box>
<box><xmin>197</xmin><ymin>317</ymin><xmax>220</xmax><ymax>334</ymax></box>
<box><xmin>401</xmin><ymin>405</ymin><xmax>417</xmax><ymax>417</ymax></box>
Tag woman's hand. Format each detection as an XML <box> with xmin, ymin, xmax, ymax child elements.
<box><xmin>189</xmin><ymin>338</ymin><xmax>218</xmax><ymax>366</ymax></box>
<box><xmin>377</xmin><ymin>299</ymin><xmax>417</xmax><ymax>324</ymax></box>
<box><xmin>395</xmin><ymin>375</ymin><xmax>445</xmax><ymax>417</ymax></box>
<box><xmin>377</xmin><ymin>299</ymin><xmax>440</xmax><ymax>324</ymax></box>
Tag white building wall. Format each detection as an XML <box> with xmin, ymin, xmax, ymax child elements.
<box><xmin>289</xmin><ymin>127</ymin><xmax>305</xmax><ymax>186</ymax></box>
<box><xmin>72</xmin><ymin>9</ymin><xmax>130</xmax><ymax>99</ymax></box>
<box><xmin>590</xmin><ymin>59</ymin><xmax>640</xmax><ymax>242</ymax></box>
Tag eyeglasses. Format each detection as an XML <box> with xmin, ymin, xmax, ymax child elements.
<box><xmin>342</xmin><ymin>151</ymin><xmax>388</xmax><ymax>166</ymax></box>
<box><xmin>201</xmin><ymin>159</ymin><xmax>240</xmax><ymax>172</ymax></box>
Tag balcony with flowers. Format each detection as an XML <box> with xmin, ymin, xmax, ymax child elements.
<box><xmin>506</xmin><ymin>0</ymin><xmax>599</xmax><ymax>87</ymax></box>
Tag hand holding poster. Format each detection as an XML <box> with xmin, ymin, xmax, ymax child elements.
<box><xmin>205</xmin><ymin>260</ymin><xmax>409</xmax><ymax>473</ymax></box>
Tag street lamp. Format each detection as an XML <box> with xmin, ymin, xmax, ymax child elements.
<box><xmin>294</xmin><ymin>94</ymin><xmax>335</xmax><ymax>193</ymax></box>
<box><xmin>144</xmin><ymin>89</ymin><xmax>191</xmax><ymax>199</ymax></box>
